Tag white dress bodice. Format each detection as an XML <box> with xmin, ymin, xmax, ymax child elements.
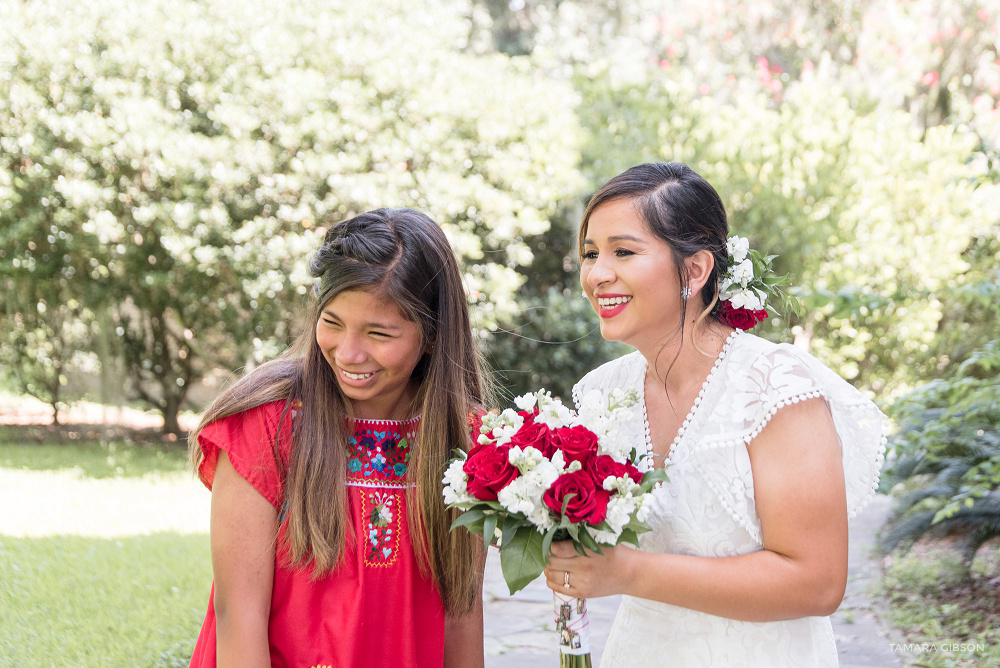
<box><xmin>572</xmin><ymin>332</ymin><xmax>887</xmax><ymax>668</ymax></box>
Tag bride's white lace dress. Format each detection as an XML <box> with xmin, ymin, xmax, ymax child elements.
<box><xmin>572</xmin><ymin>332</ymin><xmax>887</xmax><ymax>668</ymax></box>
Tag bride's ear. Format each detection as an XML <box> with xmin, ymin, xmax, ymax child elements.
<box><xmin>684</xmin><ymin>249</ymin><xmax>715</xmax><ymax>295</ymax></box>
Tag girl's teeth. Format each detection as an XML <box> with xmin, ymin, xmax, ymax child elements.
<box><xmin>344</xmin><ymin>371</ymin><xmax>373</xmax><ymax>380</ymax></box>
<box><xmin>599</xmin><ymin>296</ymin><xmax>632</xmax><ymax>307</ymax></box>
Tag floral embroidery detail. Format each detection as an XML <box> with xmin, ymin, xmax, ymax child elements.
<box><xmin>363</xmin><ymin>490</ymin><xmax>400</xmax><ymax>567</ymax></box>
<box><xmin>346</xmin><ymin>422</ymin><xmax>416</xmax><ymax>485</ymax></box>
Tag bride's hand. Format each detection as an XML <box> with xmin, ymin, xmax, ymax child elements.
<box><xmin>543</xmin><ymin>540</ymin><xmax>638</xmax><ymax>599</ymax></box>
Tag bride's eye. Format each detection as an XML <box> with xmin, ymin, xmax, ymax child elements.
<box><xmin>581</xmin><ymin>250</ymin><xmax>599</xmax><ymax>260</ymax></box>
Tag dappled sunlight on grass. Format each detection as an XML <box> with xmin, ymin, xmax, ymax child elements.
<box><xmin>0</xmin><ymin>532</ymin><xmax>212</xmax><ymax>666</ymax></box>
<box><xmin>0</xmin><ymin>467</ymin><xmax>210</xmax><ymax>538</ymax></box>
<box><xmin>0</xmin><ymin>440</ymin><xmax>191</xmax><ymax>479</ymax></box>
<box><xmin>0</xmin><ymin>442</ymin><xmax>209</xmax><ymax>538</ymax></box>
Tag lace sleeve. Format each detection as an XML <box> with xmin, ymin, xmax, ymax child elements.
<box><xmin>724</xmin><ymin>342</ymin><xmax>888</xmax><ymax>519</ymax></box>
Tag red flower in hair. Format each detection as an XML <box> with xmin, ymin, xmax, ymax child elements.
<box><xmin>719</xmin><ymin>301</ymin><xmax>768</xmax><ymax>330</ymax></box>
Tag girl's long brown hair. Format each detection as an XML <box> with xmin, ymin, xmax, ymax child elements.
<box><xmin>189</xmin><ymin>208</ymin><xmax>489</xmax><ymax>615</ymax></box>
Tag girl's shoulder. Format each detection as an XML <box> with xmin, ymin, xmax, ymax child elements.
<box><xmin>196</xmin><ymin>399</ymin><xmax>296</xmax><ymax>507</ymax></box>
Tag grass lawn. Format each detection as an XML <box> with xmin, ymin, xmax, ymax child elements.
<box><xmin>0</xmin><ymin>438</ymin><xmax>212</xmax><ymax>666</ymax></box>
<box><xmin>0</xmin><ymin>433</ymin><xmax>191</xmax><ymax>479</ymax></box>
<box><xmin>0</xmin><ymin>533</ymin><xmax>212</xmax><ymax>667</ymax></box>
<box><xmin>881</xmin><ymin>541</ymin><xmax>1000</xmax><ymax>668</ymax></box>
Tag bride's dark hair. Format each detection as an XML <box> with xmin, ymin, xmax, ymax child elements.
<box><xmin>579</xmin><ymin>162</ymin><xmax>731</xmax><ymax>379</ymax></box>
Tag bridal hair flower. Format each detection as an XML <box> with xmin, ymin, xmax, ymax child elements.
<box><xmin>715</xmin><ymin>235</ymin><xmax>793</xmax><ymax>330</ymax></box>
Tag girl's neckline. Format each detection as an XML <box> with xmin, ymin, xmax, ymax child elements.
<box><xmin>639</xmin><ymin>329</ymin><xmax>741</xmax><ymax>466</ymax></box>
<box><xmin>348</xmin><ymin>414</ymin><xmax>421</xmax><ymax>426</ymax></box>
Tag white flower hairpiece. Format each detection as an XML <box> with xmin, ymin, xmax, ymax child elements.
<box><xmin>716</xmin><ymin>235</ymin><xmax>792</xmax><ymax>330</ymax></box>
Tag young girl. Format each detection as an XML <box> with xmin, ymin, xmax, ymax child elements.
<box><xmin>543</xmin><ymin>163</ymin><xmax>886</xmax><ymax>667</ymax></box>
<box><xmin>188</xmin><ymin>208</ymin><xmax>488</xmax><ymax>667</ymax></box>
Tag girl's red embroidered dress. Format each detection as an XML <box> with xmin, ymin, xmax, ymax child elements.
<box><xmin>189</xmin><ymin>400</ymin><xmax>445</xmax><ymax>668</ymax></box>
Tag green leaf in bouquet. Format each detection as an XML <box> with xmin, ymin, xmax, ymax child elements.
<box><xmin>624</xmin><ymin>517</ymin><xmax>651</xmax><ymax>534</ymax></box>
<box><xmin>640</xmin><ymin>468</ymin><xmax>669</xmax><ymax>492</ymax></box>
<box><xmin>577</xmin><ymin>525</ymin><xmax>603</xmax><ymax>554</ymax></box>
<box><xmin>559</xmin><ymin>492</ymin><xmax>577</xmax><ymax>518</ymax></box>
<box><xmin>483</xmin><ymin>513</ymin><xmax>499</xmax><ymax>551</ymax></box>
<box><xmin>541</xmin><ymin>524</ymin><xmax>559</xmax><ymax>563</ymax></box>
<box><xmin>450</xmin><ymin>508</ymin><xmax>487</xmax><ymax>533</ymax></box>
<box><xmin>501</xmin><ymin>514</ymin><xmax>525</xmax><ymax>548</ymax></box>
<box><xmin>618</xmin><ymin>527</ymin><xmax>640</xmax><ymax>547</ymax></box>
<box><xmin>499</xmin><ymin>526</ymin><xmax>546</xmax><ymax>594</ymax></box>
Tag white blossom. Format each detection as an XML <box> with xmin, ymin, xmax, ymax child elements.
<box><xmin>514</xmin><ymin>392</ymin><xmax>539</xmax><ymax>412</ymax></box>
<box><xmin>636</xmin><ymin>491</ymin><xmax>659</xmax><ymax>523</ymax></box>
<box><xmin>534</xmin><ymin>400</ymin><xmax>575</xmax><ymax>429</ymax></box>
<box><xmin>605</xmin><ymin>496</ymin><xmax>635</xmax><ymax>533</ymax></box>
<box><xmin>497</xmin><ymin>473</ymin><xmax>556</xmax><ymax>531</ymax></box>
<box><xmin>727</xmin><ymin>236</ymin><xmax>749</xmax><ymax>262</ymax></box>
<box><xmin>442</xmin><ymin>459</ymin><xmax>474</xmax><ymax>505</ymax></box>
<box><xmin>727</xmin><ymin>287</ymin><xmax>765</xmax><ymax>311</ymax></box>
<box><xmin>602</xmin><ymin>475</ymin><xmax>641</xmax><ymax>497</ymax></box>
<box><xmin>480</xmin><ymin>408</ymin><xmax>525</xmax><ymax>445</ymax></box>
<box><xmin>730</xmin><ymin>258</ymin><xmax>754</xmax><ymax>286</ymax></box>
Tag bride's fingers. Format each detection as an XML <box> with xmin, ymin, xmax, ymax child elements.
<box><xmin>549</xmin><ymin>540</ymin><xmax>578</xmax><ymax>558</ymax></box>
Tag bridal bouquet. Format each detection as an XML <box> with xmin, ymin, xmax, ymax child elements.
<box><xmin>443</xmin><ymin>389</ymin><xmax>668</xmax><ymax>668</ymax></box>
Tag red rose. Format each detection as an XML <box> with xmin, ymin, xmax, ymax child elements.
<box><xmin>463</xmin><ymin>443</ymin><xmax>519</xmax><ymax>501</ymax></box>
<box><xmin>509</xmin><ymin>418</ymin><xmax>555</xmax><ymax>456</ymax></box>
<box><xmin>718</xmin><ymin>302</ymin><xmax>768</xmax><ymax>331</ymax></box>
<box><xmin>591</xmin><ymin>454</ymin><xmax>642</xmax><ymax>486</ymax></box>
<box><xmin>542</xmin><ymin>469</ymin><xmax>610</xmax><ymax>525</ymax></box>
<box><xmin>550</xmin><ymin>425</ymin><xmax>599</xmax><ymax>464</ymax></box>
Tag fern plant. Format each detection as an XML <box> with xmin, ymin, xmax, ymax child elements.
<box><xmin>880</xmin><ymin>340</ymin><xmax>1000</xmax><ymax>572</ymax></box>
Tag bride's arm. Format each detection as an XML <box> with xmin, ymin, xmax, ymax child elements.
<box><xmin>544</xmin><ymin>396</ymin><xmax>848</xmax><ymax>622</ymax></box>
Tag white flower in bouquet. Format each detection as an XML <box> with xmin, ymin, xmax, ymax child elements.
<box><xmin>636</xmin><ymin>492</ymin><xmax>659</xmax><ymax>523</ymax></box>
<box><xmin>479</xmin><ymin>408</ymin><xmax>525</xmax><ymax>444</ymax></box>
<box><xmin>443</xmin><ymin>386</ymin><xmax>670</xmax><ymax>668</ymax></box>
<box><xmin>514</xmin><ymin>393</ymin><xmax>539</xmax><ymax>412</ymax></box>
<box><xmin>442</xmin><ymin>459</ymin><xmax>474</xmax><ymax>505</ymax></box>
<box><xmin>535</xmin><ymin>399</ymin><xmax>575</xmax><ymax>429</ymax></box>
<box><xmin>497</xmin><ymin>473</ymin><xmax>558</xmax><ymax>532</ymax></box>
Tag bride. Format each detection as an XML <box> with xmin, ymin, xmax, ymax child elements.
<box><xmin>543</xmin><ymin>162</ymin><xmax>886</xmax><ymax>667</ymax></box>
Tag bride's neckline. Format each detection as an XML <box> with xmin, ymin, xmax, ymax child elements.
<box><xmin>639</xmin><ymin>329</ymin><xmax>742</xmax><ymax>465</ymax></box>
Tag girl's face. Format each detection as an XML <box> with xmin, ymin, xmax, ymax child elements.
<box><xmin>316</xmin><ymin>289</ymin><xmax>426</xmax><ymax>420</ymax></box>
<box><xmin>580</xmin><ymin>198</ymin><xmax>684</xmax><ymax>352</ymax></box>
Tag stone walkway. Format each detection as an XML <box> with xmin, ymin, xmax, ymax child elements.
<box><xmin>482</xmin><ymin>494</ymin><xmax>906</xmax><ymax>667</ymax></box>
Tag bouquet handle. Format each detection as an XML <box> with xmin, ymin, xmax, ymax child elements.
<box><xmin>552</xmin><ymin>590</ymin><xmax>593</xmax><ymax>668</ymax></box>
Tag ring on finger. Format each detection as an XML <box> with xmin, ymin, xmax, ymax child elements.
<box><xmin>563</xmin><ymin>571</ymin><xmax>571</xmax><ymax>590</ymax></box>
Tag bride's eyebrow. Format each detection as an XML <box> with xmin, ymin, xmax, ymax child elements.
<box><xmin>582</xmin><ymin>233</ymin><xmax>646</xmax><ymax>245</ymax></box>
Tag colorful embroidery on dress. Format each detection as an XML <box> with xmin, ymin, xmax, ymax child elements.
<box><xmin>346</xmin><ymin>423</ymin><xmax>415</xmax><ymax>486</ymax></box>
<box><xmin>363</xmin><ymin>490</ymin><xmax>400</xmax><ymax>567</ymax></box>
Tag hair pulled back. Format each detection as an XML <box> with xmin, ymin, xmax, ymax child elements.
<box><xmin>579</xmin><ymin>162</ymin><xmax>729</xmax><ymax>325</ymax></box>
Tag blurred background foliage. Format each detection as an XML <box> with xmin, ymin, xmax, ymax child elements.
<box><xmin>1</xmin><ymin>0</ymin><xmax>998</xmax><ymax>446</ymax></box>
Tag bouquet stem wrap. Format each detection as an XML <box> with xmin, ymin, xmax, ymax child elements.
<box><xmin>553</xmin><ymin>590</ymin><xmax>592</xmax><ymax>668</ymax></box>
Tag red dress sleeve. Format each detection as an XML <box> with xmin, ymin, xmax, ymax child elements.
<box><xmin>467</xmin><ymin>406</ymin><xmax>486</xmax><ymax>446</ymax></box>
<box><xmin>196</xmin><ymin>400</ymin><xmax>294</xmax><ymax>508</ymax></box>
